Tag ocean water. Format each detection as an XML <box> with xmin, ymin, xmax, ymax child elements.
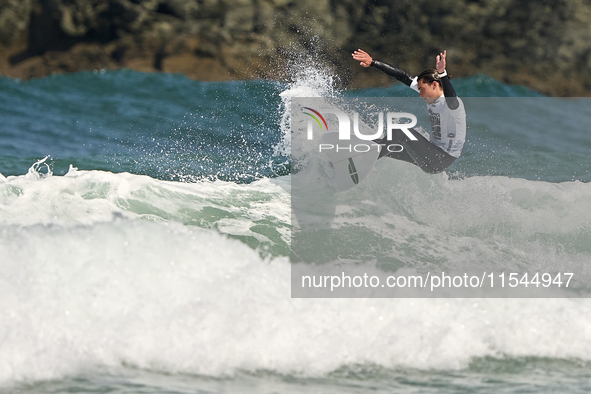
<box><xmin>1</xmin><ymin>66</ymin><xmax>591</xmax><ymax>392</ymax></box>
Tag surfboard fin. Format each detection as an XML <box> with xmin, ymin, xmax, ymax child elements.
<box><xmin>348</xmin><ymin>158</ymin><xmax>359</xmax><ymax>184</ymax></box>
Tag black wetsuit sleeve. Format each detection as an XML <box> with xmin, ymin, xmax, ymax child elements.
<box><xmin>370</xmin><ymin>60</ymin><xmax>413</xmax><ymax>87</ymax></box>
<box><xmin>440</xmin><ymin>75</ymin><xmax>460</xmax><ymax>110</ymax></box>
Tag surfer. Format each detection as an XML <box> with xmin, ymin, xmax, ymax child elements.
<box><xmin>352</xmin><ymin>49</ymin><xmax>466</xmax><ymax>174</ymax></box>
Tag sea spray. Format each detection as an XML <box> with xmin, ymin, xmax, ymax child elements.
<box><xmin>274</xmin><ymin>51</ymin><xmax>341</xmax><ymax>163</ymax></box>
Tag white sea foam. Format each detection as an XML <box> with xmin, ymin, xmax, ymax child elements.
<box><xmin>0</xmin><ymin>165</ymin><xmax>291</xmax><ymax>252</ymax></box>
<box><xmin>2</xmin><ymin>220</ymin><xmax>591</xmax><ymax>384</ymax></box>
<box><xmin>2</xmin><ymin>159</ymin><xmax>591</xmax><ymax>385</ymax></box>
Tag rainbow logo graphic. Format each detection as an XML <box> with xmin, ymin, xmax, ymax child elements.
<box><xmin>302</xmin><ymin>107</ymin><xmax>329</xmax><ymax>132</ymax></box>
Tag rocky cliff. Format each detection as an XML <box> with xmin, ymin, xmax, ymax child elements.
<box><xmin>0</xmin><ymin>0</ymin><xmax>590</xmax><ymax>96</ymax></box>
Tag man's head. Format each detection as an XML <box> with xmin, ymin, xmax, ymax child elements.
<box><xmin>417</xmin><ymin>69</ymin><xmax>443</xmax><ymax>104</ymax></box>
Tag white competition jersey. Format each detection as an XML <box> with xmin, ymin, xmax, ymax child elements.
<box><xmin>410</xmin><ymin>78</ymin><xmax>466</xmax><ymax>158</ymax></box>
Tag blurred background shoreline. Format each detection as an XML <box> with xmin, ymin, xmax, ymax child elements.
<box><xmin>0</xmin><ymin>0</ymin><xmax>589</xmax><ymax>96</ymax></box>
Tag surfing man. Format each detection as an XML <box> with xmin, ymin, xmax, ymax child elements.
<box><xmin>352</xmin><ymin>49</ymin><xmax>466</xmax><ymax>174</ymax></box>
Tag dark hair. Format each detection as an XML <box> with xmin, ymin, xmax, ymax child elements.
<box><xmin>417</xmin><ymin>69</ymin><xmax>441</xmax><ymax>85</ymax></box>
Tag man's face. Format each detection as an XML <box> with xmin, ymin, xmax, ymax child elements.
<box><xmin>417</xmin><ymin>79</ymin><xmax>442</xmax><ymax>104</ymax></box>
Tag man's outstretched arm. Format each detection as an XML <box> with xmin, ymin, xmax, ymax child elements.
<box><xmin>435</xmin><ymin>50</ymin><xmax>460</xmax><ymax>110</ymax></box>
<box><xmin>352</xmin><ymin>49</ymin><xmax>414</xmax><ymax>87</ymax></box>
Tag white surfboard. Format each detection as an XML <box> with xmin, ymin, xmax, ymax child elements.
<box><xmin>321</xmin><ymin>132</ymin><xmax>380</xmax><ymax>191</ymax></box>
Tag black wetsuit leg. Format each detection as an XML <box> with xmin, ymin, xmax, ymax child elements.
<box><xmin>374</xmin><ymin>128</ymin><xmax>456</xmax><ymax>174</ymax></box>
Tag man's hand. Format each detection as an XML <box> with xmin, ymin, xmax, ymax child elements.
<box><xmin>436</xmin><ymin>50</ymin><xmax>446</xmax><ymax>73</ymax></box>
<box><xmin>352</xmin><ymin>49</ymin><xmax>373</xmax><ymax>67</ymax></box>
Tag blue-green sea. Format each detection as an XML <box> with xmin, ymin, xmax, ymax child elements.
<box><xmin>2</xmin><ymin>66</ymin><xmax>591</xmax><ymax>393</ymax></box>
